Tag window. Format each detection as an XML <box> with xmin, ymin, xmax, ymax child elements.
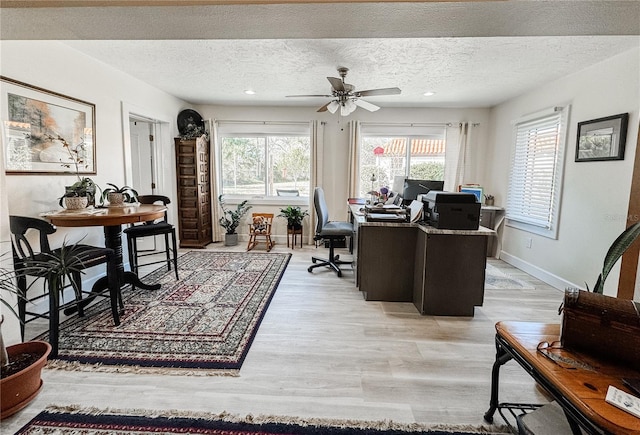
<box><xmin>359</xmin><ymin>126</ymin><xmax>446</xmax><ymax>198</ymax></box>
<box><xmin>506</xmin><ymin>106</ymin><xmax>569</xmax><ymax>238</ymax></box>
<box><xmin>218</xmin><ymin>123</ymin><xmax>311</xmax><ymax>198</ymax></box>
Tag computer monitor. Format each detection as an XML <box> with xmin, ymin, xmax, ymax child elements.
<box><xmin>402</xmin><ymin>179</ymin><xmax>445</xmax><ymax>203</ymax></box>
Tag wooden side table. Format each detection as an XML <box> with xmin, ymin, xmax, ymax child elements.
<box><xmin>287</xmin><ymin>226</ymin><xmax>303</xmax><ymax>249</ymax></box>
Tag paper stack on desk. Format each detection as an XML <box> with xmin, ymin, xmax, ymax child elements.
<box><xmin>606</xmin><ymin>386</ymin><xmax>640</xmax><ymax>418</ymax></box>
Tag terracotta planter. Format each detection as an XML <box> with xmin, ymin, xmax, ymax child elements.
<box><xmin>1</xmin><ymin>341</ymin><xmax>51</xmax><ymax>419</ymax></box>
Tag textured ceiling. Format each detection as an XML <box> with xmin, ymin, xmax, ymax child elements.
<box><xmin>63</xmin><ymin>37</ymin><xmax>639</xmax><ymax>108</ymax></box>
<box><xmin>2</xmin><ymin>1</ymin><xmax>639</xmax><ymax>108</ymax></box>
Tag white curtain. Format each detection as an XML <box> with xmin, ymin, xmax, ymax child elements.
<box><xmin>444</xmin><ymin>122</ymin><xmax>469</xmax><ymax>191</ymax></box>
<box><xmin>308</xmin><ymin>120</ymin><xmax>323</xmax><ymax>244</ymax></box>
<box><xmin>209</xmin><ymin>119</ymin><xmax>223</xmax><ymax>242</ymax></box>
<box><xmin>347</xmin><ymin>120</ymin><xmax>361</xmax><ymax>198</ymax></box>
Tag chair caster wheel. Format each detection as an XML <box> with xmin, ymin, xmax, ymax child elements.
<box><xmin>335</xmin><ymin>255</ymin><xmax>340</xmax><ymax>261</ymax></box>
<box><xmin>307</xmin><ymin>267</ymin><xmax>314</xmax><ymax>273</ymax></box>
<box><xmin>311</xmin><ymin>258</ymin><xmax>317</xmax><ymax>264</ymax></box>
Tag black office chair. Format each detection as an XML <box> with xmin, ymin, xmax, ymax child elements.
<box><xmin>123</xmin><ymin>195</ymin><xmax>178</xmax><ymax>287</ymax></box>
<box><xmin>9</xmin><ymin>215</ymin><xmax>120</xmax><ymax>358</ymax></box>
<box><xmin>308</xmin><ymin>187</ymin><xmax>354</xmax><ymax>277</ymax></box>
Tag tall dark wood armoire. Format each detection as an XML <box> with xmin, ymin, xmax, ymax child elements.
<box><xmin>174</xmin><ymin>135</ymin><xmax>212</xmax><ymax>248</ymax></box>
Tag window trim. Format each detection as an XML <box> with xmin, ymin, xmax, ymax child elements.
<box><xmin>217</xmin><ymin>130</ymin><xmax>312</xmax><ymax>200</ymax></box>
<box><xmin>506</xmin><ymin>106</ymin><xmax>570</xmax><ymax>239</ymax></box>
<box><xmin>358</xmin><ymin>132</ymin><xmax>446</xmax><ymax>198</ymax></box>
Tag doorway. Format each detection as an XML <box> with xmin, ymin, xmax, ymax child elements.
<box><xmin>129</xmin><ymin>118</ymin><xmax>156</xmax><ymax>196</ymax></box>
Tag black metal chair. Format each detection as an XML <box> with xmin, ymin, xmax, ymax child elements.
<box><xmin>308</xmin><ymin>187</ymin><xmax>354</xmax><ymax>277</ymax></box>
<box><xmin>123</xmin><ymin>195</ymin><xmax>178</xmax><ymax>287</ymax></box>
<box><xmin>9</xmin><ymin>215</ymin><xmax>121</xmax><ymax>358</ymax></box>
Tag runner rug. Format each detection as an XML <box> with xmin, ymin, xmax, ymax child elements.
<box><xmin>16</xmin><ymin>405</ymin><xmax>511</xmax><ymax>434</ymax></box>
<box><xmin>42</xmin><ymin>251</ymin><xmax>291</xmax><ymax>375</ymax></box>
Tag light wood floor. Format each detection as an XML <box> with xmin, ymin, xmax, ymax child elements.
<box><xmin>1</xmin><ymin>242</ymin><xmax>565</xmax><ymax>433</ymax></box>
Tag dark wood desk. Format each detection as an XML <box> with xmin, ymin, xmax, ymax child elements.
<box><xmin>484</xmin><ymin>321</ymin><xmax>640</xmax><ymax>434</ymax></box>
<box><xmin>42</xmin><ymin>205</ymin><xmax>167</xmax><ymax>300</ymax></box>
<box><xmin>349</xmin><ymin>204</ymin><xmax>492</xmax><ymax>315</ymax></box>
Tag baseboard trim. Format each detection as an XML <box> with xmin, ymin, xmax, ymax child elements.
<box><xmin>499</xmin><ymin>251</ymin><xmax>579</xmax><ymax>293</ymax></box>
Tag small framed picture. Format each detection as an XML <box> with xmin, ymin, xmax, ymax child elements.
<box><xmin>575</xmin><ymin>113</ymin><xmax>628</xmax><ymax>162</ymax></box>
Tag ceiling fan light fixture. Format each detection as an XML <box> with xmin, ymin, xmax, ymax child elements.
<box><xmin>244</xmin><ymin>89</ymin><xmax>256</xmax><ymax>95</ymax></box>
<box><xmin>327</xmin><ymin>100</ymin><xmax>340</xmax><ymax>114</ymax></box>
<box><xmin>423</xmin><ymin>91</ymin><xmax>436</xmax><ymax>97</ymax></box>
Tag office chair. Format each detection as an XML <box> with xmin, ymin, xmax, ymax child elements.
<box><xmin>9</xmin><ymin>215</ymin><xmax>120</xmax><ymax>358</ymax></box>
<box><xmin>247</xmin><ymin>213</ymin><xmax>275</xmax><ymax>252</ymax></box>
<box><xmin>308</xmin><ymin>187</ymin><xmax>354</xmax><ymax>277</ymax></box>
<box><xmin>123</xmin><ymin>195</ymin><xmax>178</xmax><ymax>287</ymax></box>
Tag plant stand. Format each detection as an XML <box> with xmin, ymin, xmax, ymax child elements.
<box><xmin>287</xmin><ymin>225</ymin><xmax>303</xmax><ymax>249</ymax></box>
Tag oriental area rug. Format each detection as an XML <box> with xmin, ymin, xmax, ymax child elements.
<box><xmin>42</xmin><ymin>251</ymin><xmax>291</xmax><ymax>375</ymax></box>
<box><xmin>16</xmin><ymin>406</ymin><xmax>511</xmax><ymax>435</ymax></box>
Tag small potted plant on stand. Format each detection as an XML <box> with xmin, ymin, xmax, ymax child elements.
<box><xmin>101</xmin><ymin>183</ymin><xmax>139</xmax><ymax>206</ymax></box>
<box><xmin>278</xmin><ymin>205</ymin><xmax>309</xmax><ymax>231</ymax></box>
<box><xmin>218</xmin><ymin>195</ymin><xmax>252</xmax><ymax>246</ymax></box>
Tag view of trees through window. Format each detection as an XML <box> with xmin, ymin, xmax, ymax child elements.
<box><xmin>359</xmin><ymin>136</ymin><xmax>446</xmax><ymax>197</ymax></box>
<box><xmin>220</xmin><ymin>135</ymin><xmax>311</xmax><ymax>197</ymax></box>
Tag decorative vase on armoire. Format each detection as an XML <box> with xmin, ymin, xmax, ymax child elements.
<box><xmin>174</xmin><ymin>135</ymin><xmax>212</xmax><ymax>248</ymax></box>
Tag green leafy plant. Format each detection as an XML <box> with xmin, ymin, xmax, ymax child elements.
<box><xmin>278</xmin><ymin>205</ymin><xmax>309</xmax><ymax>229</ymax></box>
<box><xmin>589</xmin><ymin>222</ymin><xmax>640</xmax><ymax>294</ymax></box>
<box><xmin>58</xmin><ymin>177</ymin><xmax>99</xmax><ymax>207</ymax></box>
<box><xmin>1</xmin><ymin>242</ymin><xmax>86</xmax><ymax>368</ymax></box>
<box><xmin>218</xmin><ymin>195</ymin><xmax>252</xmax><ymax>235</ymax></box>
<box><xmin>100</xmin><ymin>183</ymin><xmax>139</xmax><ymax>204</ymax></box>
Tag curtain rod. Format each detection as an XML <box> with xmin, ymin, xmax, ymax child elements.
<box><xmin>359</xmin><ymin>121</ymin><xmax>472</xmax><ymax>127</ymax></box>
<box><xmin>214</xmin><ymin>119</ymin><xmax>309</xmax><ymax>126</ymax></box>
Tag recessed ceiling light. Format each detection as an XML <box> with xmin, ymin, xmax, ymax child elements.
<box><xmin>423</xmin><ymin>91</ymin><xmax>436</xmax><ymax>97</ymax></box>
<box><xmin>244</xmin><ymin>89</ymin><xmax>256</xmax><ymax>95</ymax></box>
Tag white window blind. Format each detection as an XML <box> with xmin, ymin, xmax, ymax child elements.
<box><xmin>506</xmin><ymin>107</ymin><xmax>568</xmax><ymax>238</ymax></box>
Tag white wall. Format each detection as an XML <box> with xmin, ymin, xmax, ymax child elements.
<box><xmin>0</xmin><ymin>41</ymin><xmax>188</xmax><ymax>345</ymax></box>
<box><xmin>487</xmin><ymin>47</ymin><xmax>640</xmax><ymax>298</ymax></box>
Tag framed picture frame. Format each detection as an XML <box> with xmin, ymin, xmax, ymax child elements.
<box><xmin>575</xmin><ymin>113</ymin><xmax>628</xmax><ymax>162</ymax></box>
<box><xmin>1</xmin><ymin>76</ymin><xmax>96</xmax><ymax>175</ymax></box>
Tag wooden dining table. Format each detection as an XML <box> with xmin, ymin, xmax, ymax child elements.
<box><xmin>42</xmin><ymin>204</ymin><xmax>167</xmax><ymax>310</ymax></box>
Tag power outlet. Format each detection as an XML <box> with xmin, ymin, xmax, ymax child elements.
<box><xmin>525</xmin><ymin>238</ymin><xmax>532</xmax><ymax>248</ymax></box>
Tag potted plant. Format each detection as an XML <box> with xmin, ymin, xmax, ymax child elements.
<box><xmin>101</xmin><ymin>183</ymin><xmax>139</xmax><ymax>206</ymax></box>
<box><xmin>218</xmin><ymin>195</ymin><xmax>252</xmax><ymax>246</ymax></box>
<box><xmin>30</xmin><ymin>133</ymin><xmax>98</xmax><ymax>208</ymax></box>
<box><xmin>278</xmin><ymin>205</ymin><xmax>309</xmax><ymax>230</ymax></box>
<box><xmin>589</xmin><ymin>221</ymin><xmax>640</xmax><ymax>294</ymax></box>
<box><xmin>0</xmin><ymin>261</ymin><xmax>54</xmax><ymax>419</ymax></box>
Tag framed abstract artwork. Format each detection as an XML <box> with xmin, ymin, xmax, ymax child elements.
<box><xmin>1</xmin><ymin>76</ymin><xmax>96</xmax><ymax>175</ymax></box>
<box><xmin>575</xmin><ymin>113</ymin><xmax>628</xmax><ymax>162</ymax></box>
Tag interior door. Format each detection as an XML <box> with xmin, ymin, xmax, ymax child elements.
<box><xmin>129</xmin><ymin>119</ymin><xmax>157</xmax><ymax>252</ymax></box>
<box><xmin>130</xmin><ymin>120</ymin><xmax>155</xmax><ymax>195</ymax></box>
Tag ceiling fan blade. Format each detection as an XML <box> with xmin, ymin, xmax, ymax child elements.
<box><xmin>354</xmin><ymin>99</ymin><xmax>380</xmax><ymax>112</ymax></box>
<box><xmin>356</xmin><ymin>87</ymin><xmax>401</xmax><ymax>97</ymax></box>
<box><xmin>286</xmin><ymin>94</ymin><xmax>333</xmax><ymax>98</ymax></box>
<box><xmin>327</xmin><ymin>77</ymin><xmax>345</xmax><ymax>92</ymax></box>
<box><xmin>317</xmin><ymin>102</ymin><xmax>331</xmax><ymax>112</ymax></box>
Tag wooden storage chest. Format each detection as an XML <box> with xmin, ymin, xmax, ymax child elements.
<box><xmin>174</xmin><ymin>135</ymin><xmax>212</xmax><ymax>248</ymax></box>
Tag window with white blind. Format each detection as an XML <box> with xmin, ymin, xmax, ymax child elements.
<box><xmin>506</xmin><ymin>106</ymin><xmax>569</xmax><ymax>239</ymax></box>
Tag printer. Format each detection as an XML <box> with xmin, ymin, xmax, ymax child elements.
<box><xmin>422</xmin><ymin>191</ymin><xmax>481</xmax><ymax>230</ymax></box>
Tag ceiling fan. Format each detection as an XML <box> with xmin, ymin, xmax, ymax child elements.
<box><xmin>286</xmin><ymin>67</ymin><xmax>401</xmax><ymax>115</ymax></box>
